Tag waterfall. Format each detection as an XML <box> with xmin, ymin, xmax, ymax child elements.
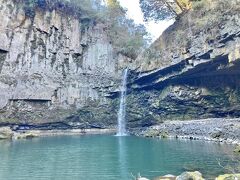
<box><xmin>116</xmin><ymin>69</ymin><xmax>128</xmax><ymax>136</ymax></box>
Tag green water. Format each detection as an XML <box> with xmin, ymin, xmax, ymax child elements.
<box><xmin>0</xmin><ymin>135</ymin><xmax>237</xmax><ymax>180</ymax></box>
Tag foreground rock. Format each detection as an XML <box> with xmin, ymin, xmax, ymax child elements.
<box><xmin>0</xmin><ymin>127</ymin><xmax>14</xmax><ymax>139</ymax></box>
<box><xmin>153</xmin><ymin>174</ymin><xmax>176</xmax><ymax>180</ymax></box>
<box><xmin>0</xmin><ymin>127</ymin><xmax>39</xmax><ymax>140</ymax></box>
<box><xmin>233</xmin><ymin>145</ymin><xmax>240</xmax><ymax>153</ymax></box>
<box><xmin>137</xmin><ymin>178</ymin><xmax>150</xmax><ymax>180</ymax></box>
<box><xmin>176</xmin><ymin>171</ymin><xmax>204</xmax><ymax>180</ymax></box>
<box><xmin>152</xmin><ymin>173</ymin><xmax>240</xmax><ymax>180</ymax></box>
<box><xmin>139</xmin><ymin>118</ymin><xmax>240</xmax><ymax>145</ymax></box>
<box><xmin>215</xmin><ymin>174</ymin><xmax>240</xmax><ymax>180</ymax></box>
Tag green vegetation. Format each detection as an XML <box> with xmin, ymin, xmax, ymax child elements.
<box><xmin>101</xmin><ymin>0</ymin><xmax>149</xmax><ymax>59</ymax></box>
<box><xmin>139</xmin><ymin>0</ymin><xmax>240</xmax><ymax>66</ymax></box>
<box><xmin>139</xmin><ymin>0</ymin><xmax>192</xmax><ymax>22</ymax></box>
<box><xmin>14</xmin><ymin>0</ymin><xmax>148</xmax><ymax>59</ymax></box>
<box><xmin>14</xmin><ymin>0</ymin><xmax>94</xmax><ymax>18</ymax></box>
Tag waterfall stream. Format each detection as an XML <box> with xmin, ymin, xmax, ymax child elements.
<box><xmin>116</xmin><ymin>69</ymin><xmax>128</xmax><ymax>136</ymax></box>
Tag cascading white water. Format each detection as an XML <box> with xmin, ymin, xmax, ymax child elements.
<box><xmin>116</xmin><ymin>69</ymin><xmax>128</xmax><ymax>136</ymax></box>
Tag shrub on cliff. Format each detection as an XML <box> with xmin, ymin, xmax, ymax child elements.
<box><xmin>14</xmin><ymin>0</ymin><xmax>148</xmax><ymax>60</ymax></box>
<box><xmin>15</xmin><ymin>0</ymin><xmax>87</xmax><ymax>18</ymax></box>
<box><xmin>139</xmin><ymin>0</ymin><xmax>192</xmax><ymax>22</ymax></box>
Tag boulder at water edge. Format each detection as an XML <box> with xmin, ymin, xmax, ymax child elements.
<box><xmin>153</xmin><ymin>174</ymin><xmax>176</xmax><ymax>180</ymax></box>
<box><xmin>176</xmin><ymin>171</ymin><xmax>204</xmax><ymax>180</ymax></box>
<box><xmin>215</xmin><ymin>174</ymin><xmax>240</xmax><ymax>180</ymax></box>
<box><xmin>233</xmin><ymin>145</ymin><xmax>240</xmax><ymax>154</ymax></box>
<box><xmin>137</xmin><ymin>177</ymin><xmax>150</xmax><ymax>180</ymax></box>
<box><xmin>0</xmin><ymin>127</ymin><xmax>14</xmax><ymax>139</ymax></box>
<box><xmin>13</xmin><ymin>132</ymin><xmax>38</xmax><ymax>139</ymax></box>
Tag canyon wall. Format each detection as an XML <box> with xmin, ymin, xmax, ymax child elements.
<box><xmin>0</xmin><ymin>0</ymin><xmax>239</xmax><ymax>130</ymax></box>
<box><xmin>0</xmin><ymin>0</ymin><xmax>130</xmax><ymax>129</ymax></box>
<box><xmin>125</xmin><ymin>0</ymin><xmax>240</xmax><ymax>128</ymax></box>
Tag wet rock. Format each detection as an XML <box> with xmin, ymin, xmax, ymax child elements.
<box><xmin>160</xmin><ymin>131</ymin><xmax>169</xmax><ymax>139</ymax></box>
<box><xmin>136</xmin><ymin>176</ymin><xmax>150</xmax><ymax>180</ymax></box>
<box><xmin>233</xmin><ymin>145</ymin><xmax>240</xmax><ymax>154</ymax></box>
<box><xmin>211</xmin><ymin>130</ymin><xmax>223</xmax><ymax>139</ymax></box>
<box><xmin>176</xmin><ymin>171</ymin><xmax>204</xmax><ymax>180</ymax></box>
<box><xmin>137</xmin><ymin>177</ymin><xmax>150</xmax><ymax>180</ymax></box>
<box><xmin>144</xmin><ymin>128</ymin><xmax>160</xmax><ymax>138</ymax></box>
<box><xmin>13</xmin><ymin>132</ymin><xmax>39</xmax><ymax>139</ymax></box>
<box><xmin>144</xmin><ymin>128</ymin><xmax>169</xmax><ymax>139</ymax></box>
<box><xmin>153</xmin><ymin>174</ymin><xmax>176</xmax><ymax>180</ymax></box>
<box><xmin>0</xmin><ymin>127</ymin><xmax>14</xmax><ymax>139</ymax></box>
<box><xmin>215</xmin><ymin>174</ymin><xmax>240</xmax><ymax>180</ymax></box>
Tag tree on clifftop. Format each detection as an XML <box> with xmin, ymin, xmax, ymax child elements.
<box><xmin>140</xmin><ymin>0</ymin><xmax>192</xmax><ymax>21</ymax></box>
<box><xmin>104</xmin><ymin>0</ymin><xmax>148</xmax><ymax>59</ymax></box>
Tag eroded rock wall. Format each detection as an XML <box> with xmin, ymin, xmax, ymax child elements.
<box><xmin>126</xmin><ymin>0</ymin><xmax>240</xmax><ymax>127</ymax></box>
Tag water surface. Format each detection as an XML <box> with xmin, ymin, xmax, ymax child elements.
<box><xmin>0</xmin><ymin>135</ymin><xmax>237</xmax><ymax>180</ymax></box>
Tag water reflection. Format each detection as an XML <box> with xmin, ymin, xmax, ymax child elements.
<box><xmin>0</xmin><ymin>136</ymin><xmax>238</xmax><ymax>180</ymax></box>
<box><xmin>117</xmin><ymin>136</ymin><xmax>129</xmax><ymax>179</ymax></box>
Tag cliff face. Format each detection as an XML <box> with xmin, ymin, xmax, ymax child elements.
<box><xmin>0</xmin><ymin>0</ymin><xmax>239</xmax><ymax>131</ymax></box>
<box><xmin>0</xmin><ymin>0</ymin><xmax>130</xmax><ymax>129</ymax></box>
<box><xmin>126</xmin><ymin>0</ymin><xmax>240</xmax><ymax>127</ymax></box>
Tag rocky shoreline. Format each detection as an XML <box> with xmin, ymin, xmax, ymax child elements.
<box><xmin>1</xmin><ymin>118</ymin><xmax>240</xmax><ymax>146</ymax></box>
<box><xmin>136</xmin><ymin>171</ymin><xmax>240</xmax><ymax>180</ymax></box>
<box><xmin>133</xmin><ymin>118</ymin><xmax>240</xmax><ymax>145</ymax></box>
<box><xmin>0</xmin><ymin>127</ymin><xmax>115</xmax><ymax>140</ymax></box>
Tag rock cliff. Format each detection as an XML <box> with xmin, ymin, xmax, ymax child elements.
<box><xmin>0</xmin><ymin>0</ymin><xmax>240</xmax><ymax>131</ymax></box>
<box><xmin>125</xmin><ymin>0</ymin><xmax>240</xmax><ymax>127</ymax></box>
<box><xmin>0</xmin><ymin>0</ymin><xmax>128</xmax><ymax>129</ymax></box>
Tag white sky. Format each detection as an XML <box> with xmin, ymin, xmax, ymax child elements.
<box><xmin>118</xmin><ymin>0</ymin><xmax>175</xmax><ymax>41</ymax></box>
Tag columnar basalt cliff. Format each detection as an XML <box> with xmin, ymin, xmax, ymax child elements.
<box><xmin>0</xmin><ymin>0</ymin><xmax>131</xmax><ymax>129</ymax></box>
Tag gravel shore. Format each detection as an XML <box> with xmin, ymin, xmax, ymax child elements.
<box><xmin>135</xmin><ymin>118</ymin><xmax>240</xmax><ymax>145</ymax></box>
